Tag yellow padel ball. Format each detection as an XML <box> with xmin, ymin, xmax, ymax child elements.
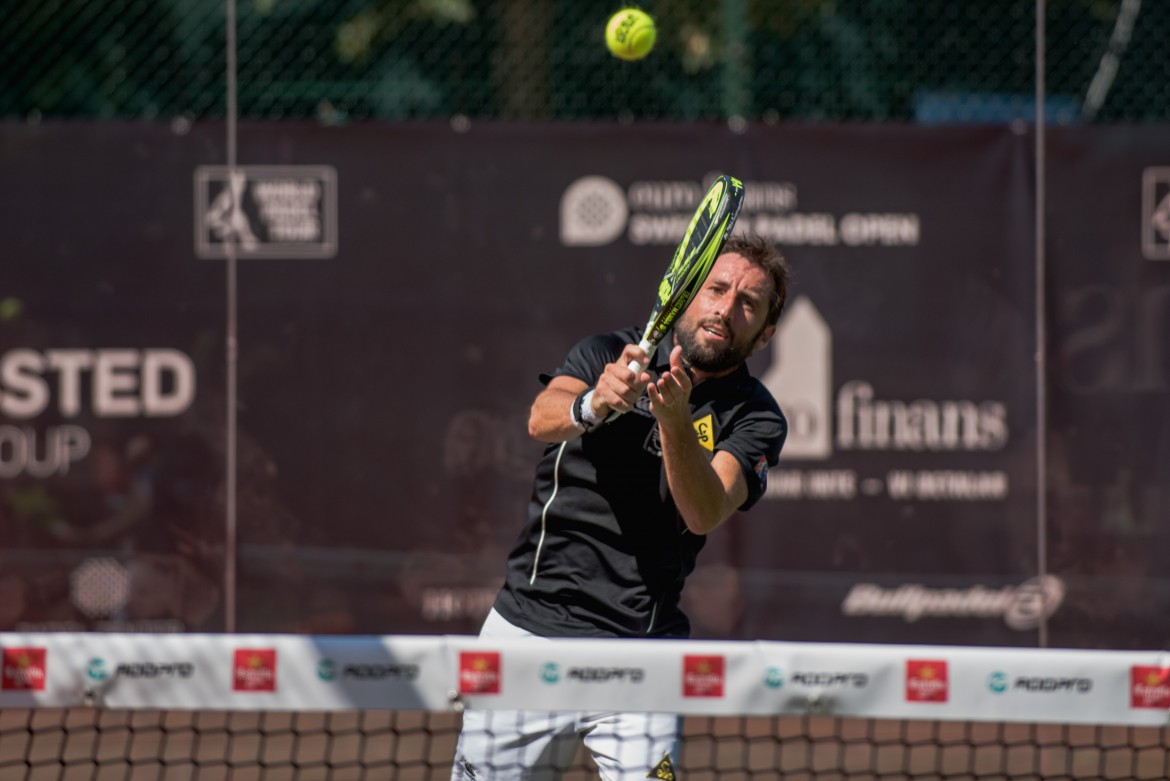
<box><xmin>606</xmin><ymin>8</ymin><xmax>656</xmax><ymax>62</ymax></box>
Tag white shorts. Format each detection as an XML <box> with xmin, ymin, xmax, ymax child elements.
<box><xmin>451</xmin><ymin>609</ymin><xmax>681</xmax><ymax>781</ymax></box>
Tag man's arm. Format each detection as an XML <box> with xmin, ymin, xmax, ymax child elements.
<box><xmin>527</xmin><ymin>375</ymin><xmax>589</xmax><ymax>443</ymax></box>
<box><xmin>648</xmin><ymin>345</ymin><xmax>749</xmax><ymax>535</ymax></box>
<box><xmin>528</xmin><ymin>343</ymin><xmax>652</xmax><ymax>443</ymax></box>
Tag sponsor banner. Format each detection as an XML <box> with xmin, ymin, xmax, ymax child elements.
<box><xmin>283</xmin><ymin>635</ymin><xmax>447</xmax><ymax>710</ymax></box>
<box><xmin>939</xmin><ymin>647</ymin><xmax>1135</xmax><ymax>724</ymax></box>
<box><xmin>3</xmin><ymin>632</ymin><xmax>1169</xmax><ymax>726</ymax></box>
<box><xmin>448</xmin><ymin>638</ymin><xmax>757</xmax><ymax>715</ymax></box>
<box><xmin>0</xmin><ymin>632</ymin><xmax>454</xmax><ymax>711</ymax></box>
<box><xmin>751</xmin><ymin>642</ymin><xmax>891</xmax><ymax>716</ymax></box>
<box><xmin>1046</xmin><ymin>126</ymin><xmax>1170</xmax><ymax>649</ymax></box>
<box><xmin>1</xmin><ymin>122</ymin><xmax>1168</xmax><ymax>647</ymax></box>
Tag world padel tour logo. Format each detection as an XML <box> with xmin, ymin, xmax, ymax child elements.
<box><xmin>683</xmin><ymin>654</ymin><xmax>725</xmax><ymax>698</ymax></box>
<box><xmin>906</xmin><ymin>659</ymin><xmax>948</xmax><ymax>703</ymax></box>
<box><xmin>233</xmin><ymin>649</ymin><xmax>277</xmax><ymax>692</ymax></box>
<box><xmin>195</xmin><ymin>165</ymin><xmax>338</xmax><ymax>259</ymax></box>
<box><xmin>1142</xmin><ymin>167</ymin><xmax>1170</xmax><ymax>260</ymax></box>
<box><xmin>459</xmin><ymin>651</ymin><xmax>501</xmax><ymax>695</ymax></box>
<box><xmin>1130</xmin><ymin>666</ymin><xmax>1170</xmax><ymax>708</ymax></box>
<box><xmin>2</xmin><ymin>648</ymin><xmax>47</xmax><ymax>691</ymax></box>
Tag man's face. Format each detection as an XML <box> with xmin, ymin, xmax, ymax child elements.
<box><xmin>674</xmin><ymin>252</ymin><xmax>775</xmax><ymax>375</ymax></box>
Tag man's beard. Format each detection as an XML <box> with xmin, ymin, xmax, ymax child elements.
<box><xmin>675</xmin><ymin>317</ymin><xmax>757</xmax><ymax>373</ymax></box>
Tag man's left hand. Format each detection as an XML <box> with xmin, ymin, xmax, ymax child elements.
<box><xmin>647</xmin><ymin>345</ymin><xmax>693</xmax><ymax>426</ymax></box>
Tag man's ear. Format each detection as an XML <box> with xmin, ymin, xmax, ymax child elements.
<box><xmin>752</xmin><ymin>324</ymin><xmax>776</xmax><ymax>354</ymax></box>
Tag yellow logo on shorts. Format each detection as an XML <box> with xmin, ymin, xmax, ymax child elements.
<box><xmin>693</xmin><ymin>413</ymin><xmax>714</xmax><ymax>451</ymax></box>
<box><xmin>648</xmin><ymin>752</ymin><xmax>676</xmax><ymax>780</ymax></box>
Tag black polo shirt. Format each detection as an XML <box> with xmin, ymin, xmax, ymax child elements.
<box><xmin>492</xmin><ymin>326</ymin><xmax>787</xmax><ymax>639</ymax></box>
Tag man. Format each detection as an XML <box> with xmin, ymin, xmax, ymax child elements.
<box><xmin>453</xmin><ymin>234</ymin><xmax>790</xmax><ymax>781</ymax></box>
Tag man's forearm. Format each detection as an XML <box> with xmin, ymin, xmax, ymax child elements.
<box><xmin>658</xmin><ymin>421</ymin><xmax>744</xmax><ymax>535</ymax></box>
<box><xmin>528</xmin><ymin>382</ymin><xmax>590</xmax><ymax>443</ymax></box>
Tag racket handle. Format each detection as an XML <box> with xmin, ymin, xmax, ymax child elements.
<box><xmin>626</xmin><ymin>338</ymin><xmax>657</xmax><ymax>374</ymax></box>
<box><xmin>607</xmin><ymin>339</ymin><xmax>657</xmax><ymax>422</ymax></box>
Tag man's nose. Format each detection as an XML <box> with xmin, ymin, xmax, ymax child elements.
<box><xmin>712</xmin><ymin>290</ymin><xmax>734</xmax><ymax>317</ymax></box>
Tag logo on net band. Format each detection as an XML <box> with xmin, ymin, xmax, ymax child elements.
<box><xmin>1131</xmin><ymin>666</ymin><xmax>1170</xmax><ymax>709</ymax></box>
<box><xmin>2</xmin><ymin>648</ymin><xmax>47</xmax><ymax>691</ymax></box>
<box><xmin>988</xmin><ymin>670</ymin><xmax>1092</xmax><ymax>695</ymax></box>
<box><xmin>682</xmin><ymin>654</ymin><xmax>725</xmax><ymax>698</ymax></box>
<box><xmin>233</xmin><ymin>649</ymin><xmax>277</xmax><ymax>692</ymax></box>
<box><xmin>906</xmin><ymin>659</ymin><xmax>948</xmax><ymax>703</ymax></box>
<box><xmin>459</xmin><ymin>651</ymin><xmax>501</xmax><ymax>695</ymax></box>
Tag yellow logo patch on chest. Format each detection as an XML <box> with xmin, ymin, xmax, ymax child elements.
<box><xmin>693</xmin><ymin>413</ymin><xmax>714</xmax><ymax>451</ymax></box>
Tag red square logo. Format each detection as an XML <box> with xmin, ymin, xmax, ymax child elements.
<box><xmin>2</xmin><ymin>647</ymin><xmax>47</xmax><ymax>691</ymax></box>
<box><xmin>459</xmin><ymin>651</ymin><xmax>501</xmax><ymax>694</ymax></box>
<box><xmin>683</xmin><ymin>654</ymin><xmax>725</xmax><ymax>698</ymax></box>
<box><xmin>1131</xmin><ymin>666</ymin><xmax>1170</xmax><ymax>709</ymax></box>
<box><xmin>233</xmin><ymin>649</ymin><xmax>277</xmax><ymax>692</ymax></box>
<box><xmin>906</xmin><ymin>659</ymin><xmax>948</xmax><ymax>703</ymax></box>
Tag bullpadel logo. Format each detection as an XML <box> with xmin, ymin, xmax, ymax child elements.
<box><xmin>841</xmin><ymin>575</ymin><xmax>1066</xmax><ymax>631</ymax></box>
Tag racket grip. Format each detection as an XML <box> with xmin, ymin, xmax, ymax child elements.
<box><xmin>608</xmin><ymin>339</ymin><xmax>657</xmax><ymax>422</ymax></box>
<box><xmin>626</xmin><ymin>338</ymin><xmax>656</xmax><ymax>374</ymax></box>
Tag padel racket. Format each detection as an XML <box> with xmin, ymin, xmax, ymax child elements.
<box><xmin>629</xmin><ymin>173</ymin><xmax>746</xmax><ymax>374</ymax></box>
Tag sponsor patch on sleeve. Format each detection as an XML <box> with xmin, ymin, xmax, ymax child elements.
<box><xmin>754</xmin><ymin>455</ymin><xmax>769</xmax><ymax>487</ymax></box>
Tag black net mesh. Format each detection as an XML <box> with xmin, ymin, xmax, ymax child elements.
<box><xmin>3</xmin><ymin>709</ymin><xmax>1170</xmax><ymax>780</ymax></box>
<box><xmin>2</xmin><ymin>0</ymin><xmax>1168</xmax><ymax>122</ymax></box>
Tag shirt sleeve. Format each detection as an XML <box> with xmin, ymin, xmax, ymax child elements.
<box><xmin>715</xmin><ymin>401</ymin><xmax>787</xmax><ymax>511</ymax></box>
<box><xmin>538</xmin><ymin>331</ymin><xmax>630</xmax><ymax>387</ymax></box>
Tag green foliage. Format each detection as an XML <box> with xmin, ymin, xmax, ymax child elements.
<box><xmin>0</xmin><ymin>0</ymin><xmax>1166</xmax><ymax>121</ymax></box>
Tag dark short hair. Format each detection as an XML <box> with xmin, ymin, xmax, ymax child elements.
<box><xmin>721</xmin><ymin>234</ymin><xmax>790</xmax><ymax>327</ymax></box>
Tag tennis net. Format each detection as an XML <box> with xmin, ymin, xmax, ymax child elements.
<box><xmin>2</xmin><ymin>632</ymin><xmax>1169</xmax><ymax>780</ymax></box>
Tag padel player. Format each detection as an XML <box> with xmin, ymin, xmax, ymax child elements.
<box><xmin>452</xmin><ymin>234</ymin><xmax>791</xmax><ymax>781</ymax></box>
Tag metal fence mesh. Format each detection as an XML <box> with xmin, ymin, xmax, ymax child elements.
<box><xmin>1</xmin><ymin>0</ymin><xmax>1167</xmax><ymax>122</ymax></box>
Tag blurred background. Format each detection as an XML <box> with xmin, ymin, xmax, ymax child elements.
<box><xmin>1</xmin><ymin>0</ymin><xmax>1167</xmax><ymax>649</ymax></box>
<box><xmin>3</xmin><ymin>0</ymin><xmax>1167</xmax><ymax>122</ymax></box>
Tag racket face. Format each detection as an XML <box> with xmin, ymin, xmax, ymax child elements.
<box><xmin>643</xmin><ymin>175</ymin><xmax>745</xmax><ymax>347</ymax></box>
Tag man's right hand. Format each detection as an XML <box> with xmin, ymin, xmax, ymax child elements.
<box><xmin>592</xmin><ymin>343</ymin><xmax>653</xmax><ymax>417</ymax></box>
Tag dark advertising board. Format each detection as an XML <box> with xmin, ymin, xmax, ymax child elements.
<box><xmin>1</xmin><ymin>121</ymin><xmax>1165</xmax><ymax>649</ymax></box>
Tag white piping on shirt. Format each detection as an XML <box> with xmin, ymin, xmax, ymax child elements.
<box><xmin>529</xmin><ymin>441</ymin><xmax>567</xmax><ymax>585</ymax></box>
